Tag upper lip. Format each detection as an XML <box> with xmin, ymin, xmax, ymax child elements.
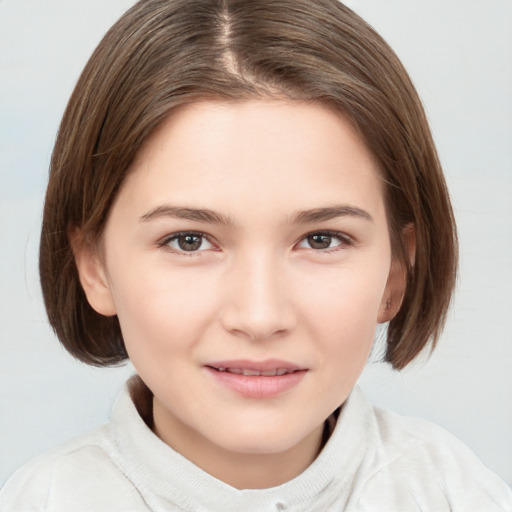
<box><xmin>205</xmin><ymin>359</ymin><xmax>304</xmax><ymax>373</ymax></box>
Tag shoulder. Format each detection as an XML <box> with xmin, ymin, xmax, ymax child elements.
<box><xmin>0</xmin><ymin>425</ymin><xmax>146</xmax><ymax>511</ymax></box>
<box><xmin>358</xmin><ymin>398</ymin><xmax>512</xmax><ymax>511</ymax></box>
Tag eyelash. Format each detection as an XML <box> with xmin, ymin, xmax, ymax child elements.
<box><xmin>297</xmin><ymin>230</ymin><xmax>353</xmax><ymax>252</ymax></box>
<box><xmin>159</xmin><ymin>231</ymin><xmax>215</xmax><ymax>255</ymax></box>
<box><xmin>158</xmin><ymin>230</ymin><xmax>353</xmax><ymax>255</ymax></box>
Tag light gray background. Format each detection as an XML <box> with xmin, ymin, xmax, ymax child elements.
<box><xmin>1</xmin><ymin>0</ymin><xmax>511</xmax><ymax>487</ymax></box>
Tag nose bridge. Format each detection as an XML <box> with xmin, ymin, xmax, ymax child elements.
<box><xmin>220</xmin><ymin>248</ymin><xmax>295</xmax><ymax>341</ymax></box>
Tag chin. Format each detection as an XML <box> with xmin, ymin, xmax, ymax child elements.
<box><xmin>207</xmin><ymin>418</ymin><xmax>321</xmax><ymax>456</ymax></box>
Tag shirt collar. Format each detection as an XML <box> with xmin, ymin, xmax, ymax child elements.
<box><xmin>108</xmin><ymin>377</ymin><xmax>376</xmax><ymax>511</ymax></box>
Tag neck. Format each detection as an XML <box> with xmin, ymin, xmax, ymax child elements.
<box><xmin>151</xmin><ymin>398</ymin><xmax>325</xmax><ymax>489</ymax></box>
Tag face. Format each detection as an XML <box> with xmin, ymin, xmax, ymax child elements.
<box><xmin>77</xmin><ymin>99</ymin><xmax>404</xmax><ymax>486</ymax></box>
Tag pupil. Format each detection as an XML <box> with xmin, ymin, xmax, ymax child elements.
<box><xmin>309</xmin><ymin>234</ymin><xmax>331</xmax><ymax>249</ymax></box>
<box><xmin>179</xmin><ymin>235</ymin><xmax>202</xmax><ymax>251</ymax></box>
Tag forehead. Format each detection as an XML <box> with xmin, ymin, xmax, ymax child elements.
<box><xmin>117</xmin><ymin>99</ymin><xmax>385</xmax><ymax>221</ymax></box>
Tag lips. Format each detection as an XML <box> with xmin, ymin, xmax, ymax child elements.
<box><xmin>214</xmin><ymin>367</ymin><xmax>295</xmax><ymax>376</ymax></box>
<box><xmin>205</xmin><ymin>359</ymin><xmax>307</xmax><ymax>398</ymax></box>
<box><xmin>206</xmin><ymin>359</ymin><xmax>303</xmax><ymax>375</ymax></box>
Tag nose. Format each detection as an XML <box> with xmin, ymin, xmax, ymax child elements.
<box><xmin>219</xmin><ymin>251</ymin><xmax>296</xmax><ymax>342</ymax></box>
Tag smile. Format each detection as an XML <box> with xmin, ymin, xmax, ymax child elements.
<box><xmin>212</xmin><ymin>367</ymin><xmax>297</xmax><ymax>376</ymax></box>
<box><xmin>205</xmin><ymin>359</ymin><xmax>307</xmax><ymax>398</ymax></box>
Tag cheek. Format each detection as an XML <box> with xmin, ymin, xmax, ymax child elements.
<box><xmin>297</xmin><ymin>262</ymin><xmax>389</xmax><ymax>334</ymax></box>
<box><xmin>296</xmin><ymin>262</ymin><xmax>389</xmax><ymax>380</ymax></box>
<box><xmin>107</xmin><ymin>260</ymin><xmax>221</xmax><ymax>360</ymax></box>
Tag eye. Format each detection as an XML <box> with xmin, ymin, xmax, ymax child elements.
<box><xmin>163</xmin><ymin>232</ymin><xmax>214</xmax><ymax>253</ymax></box>
<box><xmin>296</xmin><ymin>231</ymin><xmax>351</xmax><ymax>251</ymax></box>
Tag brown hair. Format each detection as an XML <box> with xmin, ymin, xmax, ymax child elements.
<box><xmin>40</xmin><ymin>0</ymin><xmax>457</xmax><ymax>369</ymax></box>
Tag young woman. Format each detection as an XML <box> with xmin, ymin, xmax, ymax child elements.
<box><xmin>1</xmin><ymin>0</ymin><xmax>511</xmax><ymax>510</ymax></box>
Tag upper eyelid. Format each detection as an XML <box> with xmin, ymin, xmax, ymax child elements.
<box><xmin>161</xmin><ymin>230</ymin><xmax>207</xmax><ymax>241</ymax></box>
<box><xmin>159</xmin><ymin>232</ymin><xmax>218</xmax><ymax>256</ymax></box>
<box><xmin>159</xmin><ymin>231</ymin><xmax>214</xmax><ymax>248</ymax></box>
<box><xmin>297</xmin><ymin>230</ymin><xmax>353</xmax><ymax>243</ymax></box>
<box><xmin>292</xmin><ymin>231</ymin><xmax>353</xmax><ymax>254</ymax></box>
<box><xmin>157</xmin><ymin>230</ymin><xmax>353</xmax><ymax>251</ymax></box>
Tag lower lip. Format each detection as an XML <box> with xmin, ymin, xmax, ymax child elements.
<box><xmin>205</xmin><ymin>367</ymin><xmax>306</xmax><ymax>398</ymax></box>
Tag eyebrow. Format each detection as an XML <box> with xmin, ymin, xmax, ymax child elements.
<box><xmin>290</xmin><ymin>205</ymin><xmax>373</xmax><ymax>224</ymax></box>
<box><xmin>140</xmin><ymin>204</ymin><xmax>373</xmax><ymax>225</ymax></box>
<box><xmin>139</xmin><ymin>205</ymin><xmax>235</xmax><ymax>225</ymax></box>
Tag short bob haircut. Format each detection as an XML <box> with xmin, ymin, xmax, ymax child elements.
<box><xmin>40</xmin><ymin>0</ymin><xmax>457</xmax><ymax>370</ymax></box>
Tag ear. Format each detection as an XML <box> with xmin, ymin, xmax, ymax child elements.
<box><xmin>378</xmin><ymin>224</ymin><xmax>415</xmax><ymax>323</ymax></box>
<box><xmin>69</xmin><ymin>228</ymin><xmax>117</xmax><ymax>316</ymax></box>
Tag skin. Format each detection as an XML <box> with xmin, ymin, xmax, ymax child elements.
<box><xmin>75</xmin><ymin>99</ymin><xmax>407</xmax><ymax>489</ymax></box>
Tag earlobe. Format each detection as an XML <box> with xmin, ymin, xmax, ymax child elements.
<box><xmin>378</xmin><ymin>224</ymin><xmax>416</xmax><ymax>324</ymax></box>
<box><xmin>377</xmin><ymin>260</ymin><xmax>405</xmax><ymax>323</ymax></box>
<box><xmin>69</xmin><ymin>228</ymin><xmax>117</xmax><ymax>316</ymax></box>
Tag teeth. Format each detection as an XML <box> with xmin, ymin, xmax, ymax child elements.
<box><xmin>214</xmin><ymin>367</ymin><xmax>295</xmax><ymax>376</ymax></box>
<box><xmin>242</xmin><ymin>369</ymin><xmax>261</xmax><ymax>376</ymax></box>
